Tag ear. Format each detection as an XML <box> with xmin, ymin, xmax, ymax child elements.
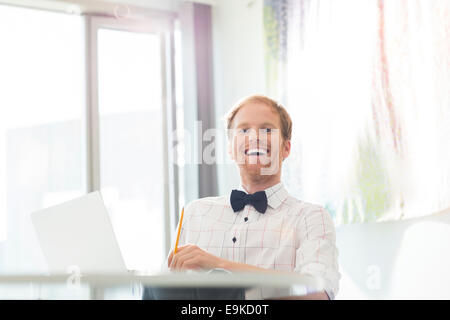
<box><xmin>282</xmin><ymin>140</ymin><xmax>291</xmax><ymax>161</ymax></box>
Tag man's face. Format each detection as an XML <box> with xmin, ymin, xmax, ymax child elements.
<box><xmin>228</xmin><ymin>102</ymin><xmax>290</xmax><ymax>177</ymax></box>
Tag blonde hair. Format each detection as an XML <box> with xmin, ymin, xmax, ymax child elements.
<box><xmin>226</xmin><ymin>94</ymin><xmax>292</xmax><ymax>141</ymax></box>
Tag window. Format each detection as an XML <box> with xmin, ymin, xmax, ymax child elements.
<box><xmin>0</xmin><ymin>4</ymin><xmax>86</xmax><ymax>274</ymax></box>
<box><xmin>0</xmin><ymin>4</ymin><xmax>178</xmax><ymax>299</ymax></box>
<box><xmin>97</xmin><ymin>27</ymin><xmax>165</xmax><ymax>272</ymax></box>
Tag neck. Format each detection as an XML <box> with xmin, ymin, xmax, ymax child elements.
<box><xmin>240</xmin><ymin>173</ymin><xmax>281</xmax><ymax>194</ymax></box>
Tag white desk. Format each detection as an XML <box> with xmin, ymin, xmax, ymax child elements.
<box><xmin>0</xmin><ymin>272</ymin><xmax>325</xmax><ymax>300</ymax></box>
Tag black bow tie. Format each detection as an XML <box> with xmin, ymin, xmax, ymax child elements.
<box><xmin>230</xmin><ymin>190</ymin><xmax>268</xmax><ymax>214</ymax></box>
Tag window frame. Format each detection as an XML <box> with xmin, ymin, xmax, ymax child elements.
<box><xmin>85</xmin><ymin>13</ymin><xmax>179</xmax><ymax>260</ymax></box>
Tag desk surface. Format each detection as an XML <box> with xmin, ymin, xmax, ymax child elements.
<box><xmin>0</xmin><ymin>272</ymin><xmax>325</xmax><ymax>290</ymax></box>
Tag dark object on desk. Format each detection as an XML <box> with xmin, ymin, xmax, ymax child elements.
<box><xmin>143</xmin><ymin>286</ymin><xmax>245</xmax><ymax>300</ymax></box>
<box><xmin>142</xmin><ymin>269</ymin><xmax>247</xmax><ymax>300</ymax></box>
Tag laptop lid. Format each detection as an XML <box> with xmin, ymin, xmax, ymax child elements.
<box><xmin>31</xmin><ymin>191</ymin><xmax>127</xmax><ymax>274</ymax></box>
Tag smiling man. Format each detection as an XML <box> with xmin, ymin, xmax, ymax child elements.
<box><xmin>167</xmin><ymin>95</ymin><xmax>340</xmax><ymax>300</ymax></box>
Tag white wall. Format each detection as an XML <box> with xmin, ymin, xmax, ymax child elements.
<box><xmin>336</xmin><ymin>208</ymin><xmax>450</xmax><ymax>299</ymax></box>
<box><xmin>211</xmin><ymin>0</ymin><xmax>267</xmax><ymax>195</ymax></box>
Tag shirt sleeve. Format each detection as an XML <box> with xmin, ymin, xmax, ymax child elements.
<box><xmin>293</xmin><ymin>206</ymin><xmax>341</xmax><ymax>299</ymax></box>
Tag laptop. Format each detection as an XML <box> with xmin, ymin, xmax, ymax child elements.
<box><xmin>31</xmin><ymin>191</ymin><xmax>128</xmax><ymax>275</ymax></box>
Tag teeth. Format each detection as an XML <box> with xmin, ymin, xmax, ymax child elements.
<box><xmin>246</xmin><ymin>148</ymin><xmax>267</xmax><ymax>156</ymax></box>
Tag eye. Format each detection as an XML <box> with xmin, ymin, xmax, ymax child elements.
<box><xmin>261</xmin><ymin>128</ymin><xmax>272</xmax><ymax>133</ymax></box>
<box><xmin>240</xmin><ymin>128</ymin><xmax>249</xmax><ymax>134</ymax></box>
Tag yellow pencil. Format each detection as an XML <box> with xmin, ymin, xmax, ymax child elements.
<box><xmin>174</xmin><ymin>206</ymin><xmax>184</xmax><ymax>254</ymax></box>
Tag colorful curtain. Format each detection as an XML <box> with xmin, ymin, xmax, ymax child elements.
<box><xmin>264</xmin><ymin>0</ymin><xmax>450</xmax><ymax>225</ymax></box>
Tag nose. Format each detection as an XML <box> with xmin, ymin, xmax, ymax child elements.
<box><xmin>248</xmin><ymin>128</ymin><xmax>258</xmax><ymax>140</ymax></box>
<box><xmin>246</xmin><ymin>129</ymin><xmax>268</xmax><ymax>147</ymax></box>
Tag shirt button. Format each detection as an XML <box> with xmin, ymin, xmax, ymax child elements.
<box><xmin>232</xmin><ymin>237</ymin><xmax>237</xmax><ymax>243</ymax></box>
<box><xmin>244</xmin><ymin>217</ymin><xmax>248</xmax><ymax>222</ymax></box>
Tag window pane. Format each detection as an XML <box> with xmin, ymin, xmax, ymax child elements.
<box><xmin>0</xmin><ymin>4</ymin><xmax>86</xmax><ymax>279</ymax></box>
<box><xmin>97</xmin><ymin>28</ymin><xmax>165</xmax><ymax>272</ymax></box>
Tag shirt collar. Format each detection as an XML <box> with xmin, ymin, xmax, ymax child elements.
<box><xmin>238</xmin><ymin>182</ymin><xmax>289</xmax><ymax>210</ymax></box>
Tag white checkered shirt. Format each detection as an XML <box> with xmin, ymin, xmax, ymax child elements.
<box><xmin>176</xmin><ymin>182</ymin><xmax>340</xmax><ymax>299</ymax></box>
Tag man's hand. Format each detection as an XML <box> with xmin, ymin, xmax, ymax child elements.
<box><xmin>167</xmin><ymin>245</ymin><xmax>330</xmax><ymax>300</ymax></box>
<box><xmin>168</xmin><ymin>244</ymin><xmax>226</xmax><ymax>271</ymax></box>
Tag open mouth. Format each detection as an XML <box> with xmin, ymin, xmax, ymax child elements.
<box><xmin>245</xmin><ymin>148</ymin><xmax>270</xmax><ymax>156</ymax></box>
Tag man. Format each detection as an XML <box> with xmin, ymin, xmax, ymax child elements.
<box><xmin>167</xmin><ymin>95</ymin><xmax>340</xmax><ymax>300</ymax></box>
